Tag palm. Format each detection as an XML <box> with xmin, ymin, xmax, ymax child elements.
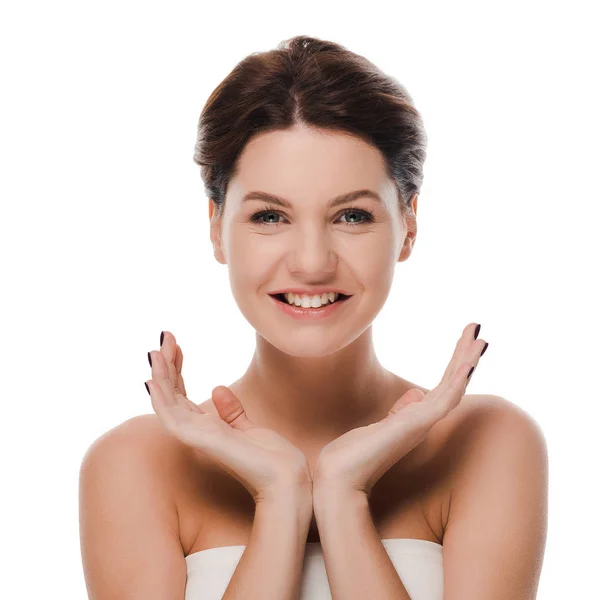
<box><xmin>312</xmin><ymin>322</ymin><xmax>487</xmax><ymax>495</ymax></box>
<box><xmin>149</xmin><ymin>332</ymin><xmax>312</xmax><ymax>491</ymax></box>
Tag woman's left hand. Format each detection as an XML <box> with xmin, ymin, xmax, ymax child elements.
<box><xmin>312</xmin><ymin>322</ymin><xmax>488</xmax><ymax>498</ymax></box>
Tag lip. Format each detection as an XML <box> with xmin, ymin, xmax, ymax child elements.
<box><xmin>268</xmin><ymin>288</ymin><xmax>353</xmax><ymax>296</ymax></box>
<box><xmin>269</xmin><ymin>293</ymin><xmax>351</xmax><ymax>319</ymax></box>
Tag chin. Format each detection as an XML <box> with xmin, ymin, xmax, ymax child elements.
<box><xmin>261</xmin><ymin>333</ymin><xmax>348</xmax><ymax>358</ymax></box>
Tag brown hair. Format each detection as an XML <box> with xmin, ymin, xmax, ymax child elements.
<box><xmin>193</xmin><ymin>35</ymin><xmax>427</xmax><ymax>224</ymax></box>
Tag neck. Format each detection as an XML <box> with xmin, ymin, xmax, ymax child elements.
<box><xmin>228</xmin><ymin>327</ymin><xmax>397</xmax><ymax>448</ymax></box>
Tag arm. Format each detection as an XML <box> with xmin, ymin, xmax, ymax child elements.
<box><xmin>312</xmin><ymin>487</ymin><xmax>412</xmax><ymax>600</ymax></box>
<box><xmin>441</xmin><ymin>396</ymin><xmax>548</xmax><ymax>599</ymax></box>
<box><xmin>221</xmin><ymin>487</ymin><xmax>313</xmax><ymax>600</ymax></box>
<box><xmin>312</xmin><ymin>397</ymin><xmax>548</xmax><ymax>600</ymax></box>
<box><xmin>79</xmin><ymin>417</ymin><xmax>187</xmax><ymax>599</ymax></box>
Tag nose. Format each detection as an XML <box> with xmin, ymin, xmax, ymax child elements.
<box><xmin>287</xmin><ymin>227</ymin><xmax>337</xmax><ymax>277</ymax></box>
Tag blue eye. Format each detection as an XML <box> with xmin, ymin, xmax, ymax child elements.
<box><xmin>339</xmin><ymin>209</ymin><xmax>375</xmax><ymax>225</ymax></box>
<box><xmin>248</xmin><ymin>205</ymin><xmax>375</xmax><ymax>226</ymax></box>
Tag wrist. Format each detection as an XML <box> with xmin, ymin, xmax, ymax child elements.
<box><xmin>312</xmin><ymin>479</ymin><xmax>367</xmax><ymax>508</ymax></box>
<box><xmin>256</xmin><ymin>483</ymin><xmax>313</xmax><ymax>518</ymax></box>
<box><xmin>312</xmin><ymin>484</ymin><xmax>369</xmax><ymax>529</ymax></box>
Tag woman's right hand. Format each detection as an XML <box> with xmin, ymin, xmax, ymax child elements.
<box><xmin>145</xmin><ymin>331</ymin><xmax>313</xmax><ymax>506</ymax></box>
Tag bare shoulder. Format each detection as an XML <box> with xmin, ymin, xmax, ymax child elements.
<box><xmin>112</xmin><ymin>410</ymin><xmax>224</xmax><ymax>483</ymax></box>
<box><xmin>437</xmin><ymin>395</ymin><xmax>548</xmax><ymax>595</ymax></box>
<box><xmin>444</xmin><ymin>393</ymin><xmax>545</xmax><ymax>447</ymax></box>
<box><xmin>83</xmin><ymin>413</ymin><xmax>190</xmax><ymax>494</ymax></box>
<box><xmin>89</xmin><ymin>413</ymin><xmax>180</xmax><ymax>453</ymax></box>
<box><xmin>79</xmin><ymin>414</ymin><xmax>189</xmax><ymax>597</ymax></box>
<box><xmin>439</xmin><ymin>392</ymin><xmax>547</xmax><ymax>496</ymax></box>
<box><xmin>423</xmin><ymin>393</ymin><xmax>547</xmax><ymax>544</ymax></box>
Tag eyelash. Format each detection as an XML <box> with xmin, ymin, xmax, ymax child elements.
<box><xmin>248</xmin><ymin>204</ymin><xmax>376</xmax><ymax>227</ymax></box>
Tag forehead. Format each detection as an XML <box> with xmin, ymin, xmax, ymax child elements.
<box><xmin>228</xmin><ymin>125</ymin><xmax>392</xmax><ymax>206</ymax></box>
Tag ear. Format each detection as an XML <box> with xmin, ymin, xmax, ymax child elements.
<box><xmin>397</xmin><ymin>193</ymin><xmax>418</xmax><ymax>263</ymax></box>
<box><xmin>208</xmin><ymin>200</ymin><xmax>227</xmax><ymax>265</ymax></box>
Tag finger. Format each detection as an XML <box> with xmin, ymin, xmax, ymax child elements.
<box><xmin>146</xmin><ymin>379</ymin><xmax>208</xmax><ymax>445</ymax></box>
<box><xmin>150</xmin><ymin>351</ymin><xmax>202</xmax><ymax>413</ymax></box>
<box><xmin>440</xmin><ymin>322</ymin><xmax>477</xmax><ymax>383</ymax></box>
<box><xmin>146</xmin><ymin>377</ymin><xmax>177</xmax><ymax>413</ymax></box>
<box><xmin>387</xmin><ymin>388</ymin><xmax>425</xmax><ymax>417</ymax></box>
<box><xmin>457</xmin><ymin>325</ymin><xmax>488</xmax><ymax>389</ymax></box>
<box><xmin>156</xmin><ymin>372</ymin><xmax>207</xmax><ymax>416</ymax></box>
<box><xmin>156</xmin><ymin>334</ymin><xmax>189</xmax><ymax>401</ymax></box>
<box><xmin>441</xmin><ymin>323</ymin><xmax>486</xmax><ymax>385</ymax></box>
<box><xmin>435</xmin><ymin>362</ymin><xmax>476</xmax><ymax>416</ymax></box>
<box><xmin>175</xmin><ymin>343</ymin><xmax>188</xmax><ymax>397</ymax></box>
<box><xmin>149</xmin><ymin>348</ymin><xmax>169</xmax><ymax>383</ymax></box>
<box><xmin>211</xmin><ymin>386</ymin><xmax>255</xmax><ymax>431</ymax></box>
<box><xmin>146</xmin><ymin>380</ymin><xmax>176</xmax><ymax>435</ymax></box>
<box><xmin>158</xmin><ymin>330</ymin><xmax>180</xmax><ymax>392</ymax></box>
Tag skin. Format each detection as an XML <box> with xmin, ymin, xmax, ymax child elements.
<box><xmin>208</xmin><ymin>123</ymin><xmax>420</xmax><ymax>467</ymax></box>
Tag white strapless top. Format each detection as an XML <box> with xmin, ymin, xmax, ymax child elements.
<box><xmin>184</xmin><ymin>538</ymin><xmax>443</xmax><ymax>600</ymax></box>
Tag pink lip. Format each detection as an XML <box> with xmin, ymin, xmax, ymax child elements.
<box><xmin>269</xmin><ymin>293</ymin><xmax>351</xmax><ymax>320</ymax></box>
<box><xmin>268</xmin><ymin>288</ymin><xmax>352</xmax><ymax>296</ymax></box>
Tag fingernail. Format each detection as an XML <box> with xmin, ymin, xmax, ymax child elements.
<box><xmin>148</xmin><ymin>351</ymin><xmax>153</xmax><ymax>367</ymax></box>
<box><xmin>467</xmin><ymin>365</ymin><xmax>475</xmax><ymax>379</ymax></box>
<box><xmin>480</xmin><ymin>342</ymin><xmax>489</xmax><ymax>357</ymax></box>
<box><xmin>474</xmin><ymin>324</ymin><xmax>481</xmax><ymax>340</ymax></box>
<box><xmin>160</xmin><ymin>331</ymin><xmax>164</xmax><ymax>346</ymax></box>
<box><xmin>144</xmin><ymin>382</ymin><xmax>150</xmax><ymax>395</ymax></box>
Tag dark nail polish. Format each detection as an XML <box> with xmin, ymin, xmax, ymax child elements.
<box><xmin>474</xmin><ymin>324</ymin><xmax>481</xmax><ymax>340</ymax></box>
<box><xmin>480</xmin><ymin>342</ymin><xmax>489</xmax><ymax>357</ymax></box>
<box><xmin>160</xmin><ymin>331</ymin><xmax>164</xmax><ymax>346</ymax></box>
<box><xmin>144</xmin><ymin>382</ymin><xmax>150</xmax><ymax>395</ymax></box>
<box><xmin>148</xmin><ymin>351</ymin><xmax>152</xmax><ymax>367</ymax></box>
<box><xmin>467</xmin><ymin>365</ymin><xmax>475</xmax><ymax>379</ymax></box>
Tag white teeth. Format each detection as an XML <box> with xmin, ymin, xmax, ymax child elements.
<box><xmin>284</xmin><ymin>292</ymin><xmax>340</xmax><ymax>307</ymax></box>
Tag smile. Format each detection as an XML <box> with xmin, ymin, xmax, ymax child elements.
<box><xmin>269</xmin><ymin>293</ymin><xmax>352</xmax><ymax>319</ymax></box>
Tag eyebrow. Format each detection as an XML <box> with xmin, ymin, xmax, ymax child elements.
<box><xmin>241</xmin><ymin>189</ymin><xmax>383</xmax><ymax>209</ymax></box>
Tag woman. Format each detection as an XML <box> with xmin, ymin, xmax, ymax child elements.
<box><xmin>79</xmin><ymin>35</ymin><xmax>548</xmax><ymax>600</ymax></box>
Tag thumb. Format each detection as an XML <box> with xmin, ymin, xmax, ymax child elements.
<box><xmin>211</xmin><ymin>385</ymin><xmax>255</xmax><ymax>431</ymax></box>
<box><xmin>386</xmin><ymin>388</ymin><xmax>426</xmax><ymax>417</ymax></box>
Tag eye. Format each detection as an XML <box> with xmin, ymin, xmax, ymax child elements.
<box><xmin>338</xmin><ymin>208</ymin><xmax>375</xmax><ymax>225</ymax></box>
<box><xmin>249</xmin><ymin>208</ymin><xmax>284</xmax><ymax>225</ymax></box>
<box><xmin>248</xmin><ymin>205</ymin><xmax>376</xmax><ymax>226</ymax></box>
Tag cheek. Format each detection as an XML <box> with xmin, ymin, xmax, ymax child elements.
<box><xmin>226</xmin><ymin>239</ymin><xmax>275</xmax><ymax>289</ymax></box>
<box><xmin>352</xmin><ymin>241</ymin><xmax>396</xmax><ymax>286</ymax></box>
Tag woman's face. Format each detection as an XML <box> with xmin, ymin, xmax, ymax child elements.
<box><xmin>209</xmin><ymin>124</ymin><xmax>417</xmax><ymax>357</ymax></box>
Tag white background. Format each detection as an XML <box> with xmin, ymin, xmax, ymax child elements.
<box><xmin>1</xmin><ymin>1</ymin><xmax>598</xmax><ymax>598</ymax></box>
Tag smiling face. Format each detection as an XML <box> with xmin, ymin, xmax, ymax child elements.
<box><xmin>209</xmin><ymin>123</ymin><xmax>418</xmax><ymax>358</ymax></box>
